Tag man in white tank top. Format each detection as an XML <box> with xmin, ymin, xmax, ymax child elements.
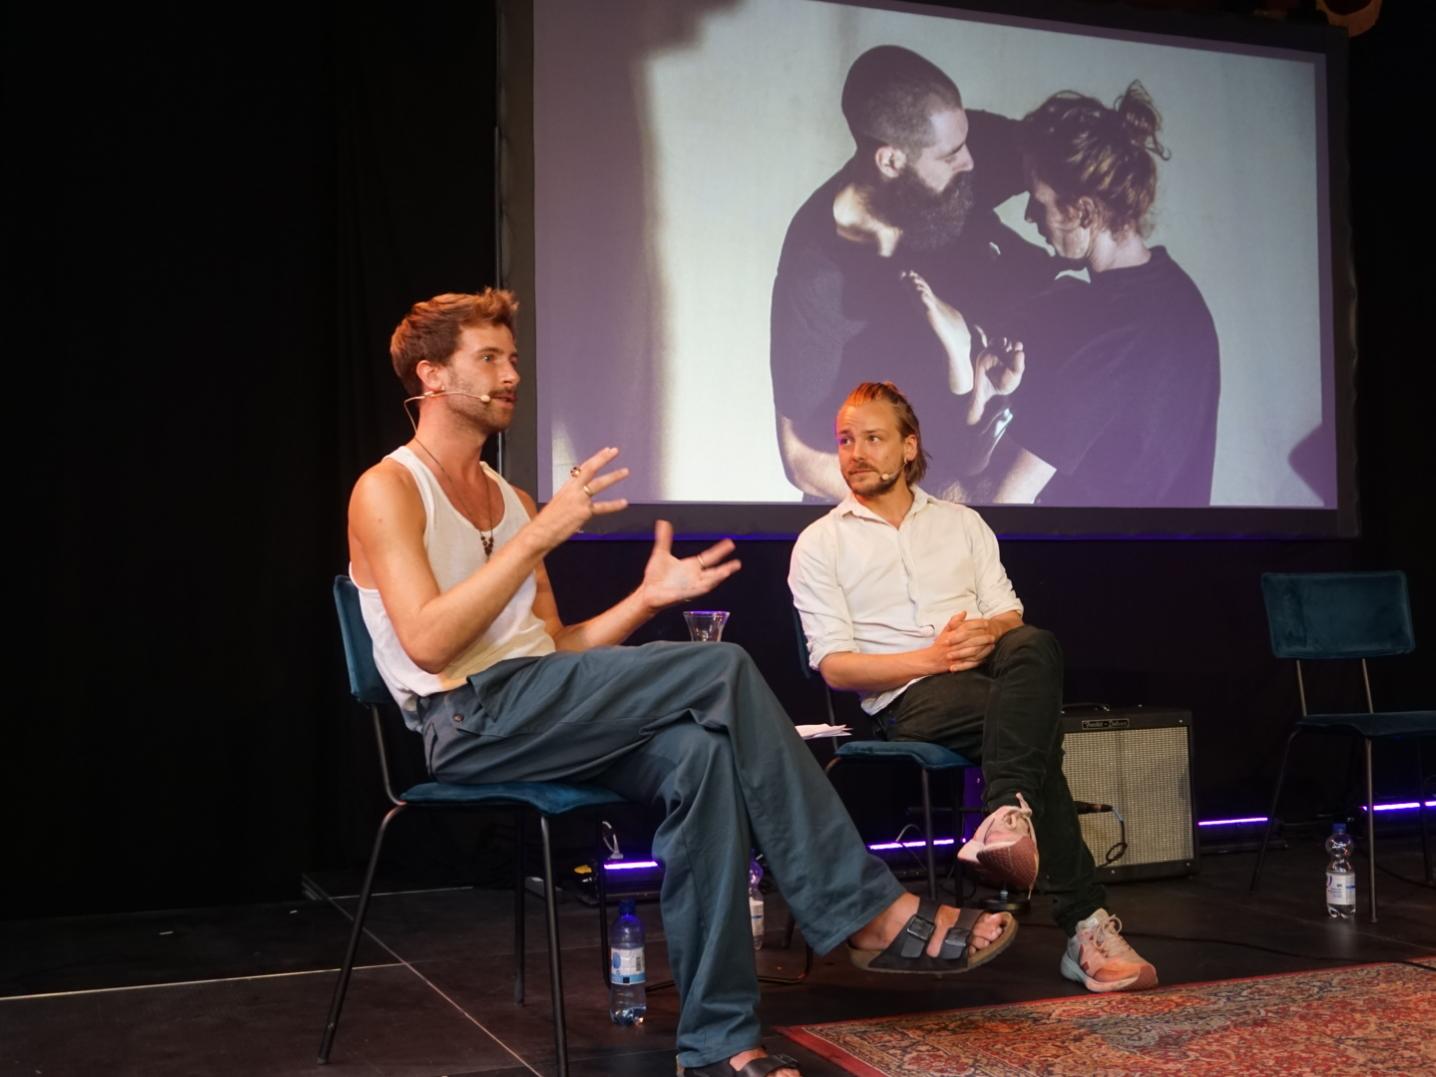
<box><xmin>347</xmin><ymin>290</ymin><xmax>1017</xmax><ymax>1077</ymax></box>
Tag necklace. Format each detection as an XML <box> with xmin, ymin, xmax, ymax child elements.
<box><xmin>411</xmin><ymin>437</ymin><xmax>497</xmax><ymax>558</ymax></box>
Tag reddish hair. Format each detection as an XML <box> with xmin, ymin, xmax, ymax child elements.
<box><xmin>389</xmin><ymin>288</ymin><xmax>519</xmax><ymax>396</ymax></box>
<box><xmin>1020</xmin><ymin>82</ymin><xmax>1169</xmax><ymax>237</ymax></box>
<box><xmin>840</xmin><ymin>381</ymin><xmax>929</xmax><ymax>486</ymax></box>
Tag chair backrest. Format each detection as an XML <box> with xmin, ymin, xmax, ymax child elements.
<box><xmin>790</xmin><ymin>603</ymin><xmax>842</xmax><ymax>727</ymax></box>
<box><xmin>334</xmin><ymin>575</ymin><xmax>427</xmax><ymax>800</ymax></box>
<box><xmin>1260</xmin><ymin>571</ymin><xmax>1416</xmax><ymax>661</ymax></box>
<box><xmin>790</xmin><ymin>604</ymin><xmax>825</xmax><ymax>683</ymax></box>
<box><xmin>333</xmin><ymin>575</ymin><xmax>394</xmax><ymax>705</ymax></box>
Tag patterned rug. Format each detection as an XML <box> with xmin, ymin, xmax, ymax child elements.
<box><xmin>778</xmin><ymin>959</ymin><xmax>1436</xmax><ymax>1076</ymax></box>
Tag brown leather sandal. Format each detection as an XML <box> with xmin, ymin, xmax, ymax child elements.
<box><xmin>681</xmin><ymin>1052</ymin><xmax>802</xmax><ymax>1076</ymax></box>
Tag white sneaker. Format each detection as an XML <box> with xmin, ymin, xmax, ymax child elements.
<box><xmin>1059</xmin><ymin>908</ymin><xmax>1158</xmax><ymax>992</ymax></box>
<box><xmin>957</xmin><ymin>792</ymin><xmax>1038</xmax><ymax>893</ymax></box>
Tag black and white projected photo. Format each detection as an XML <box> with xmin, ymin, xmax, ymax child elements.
<box><xmin>530</xmin><ymin>0</ymin><xmax>1337</xmax><ymax>518</ymax></box>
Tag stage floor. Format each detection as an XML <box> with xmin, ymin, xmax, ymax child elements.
<box><xmin>4</xmin><ymin>832</ymin><xmax>1432</xmax><ymax>1076</ymax></box>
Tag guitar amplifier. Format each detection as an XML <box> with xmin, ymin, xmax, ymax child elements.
<box><xmin>1060</xmin><ymin>706</ymin><xmax>1198</xmax><ymax>882</ymax></box>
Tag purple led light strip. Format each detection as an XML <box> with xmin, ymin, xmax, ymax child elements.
<box><xmin>1199</xmin><ymin>798</ymin><xmax>1435</xmax><ymax>827</ymax></box>
<box><xmin>599</xmin><ymin>799</ymin><xmax>1436</xmax><ymax>869</ymax></box>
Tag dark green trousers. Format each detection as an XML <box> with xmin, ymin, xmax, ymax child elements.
<box><xmin>879</xmin><ymin>625</ymin><xmax>1105</xmax><ymax>934</ymax></box>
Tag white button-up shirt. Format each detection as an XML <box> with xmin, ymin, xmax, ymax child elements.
<box><xmin>788</xmin><ymin>486</ymin><xmax>1023</xmax><ymax>715</ymax></box>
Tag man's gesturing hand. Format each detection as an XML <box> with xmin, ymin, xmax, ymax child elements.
<box><xmin>536</xmin><ymin>446</ymin><xmax>630</xmax><ymax>545</ymax></box>
<box><xmin>638</xmin><ymin>520</ymin><xmax>741</xmax><ymax>611</ymax></box>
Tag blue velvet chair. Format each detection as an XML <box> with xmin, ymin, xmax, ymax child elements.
<box><xmin>321</xmin><ymin>576</ymin><xmax>625</xmax><ymax>1075</ymax></box>
<box><xmin>791</xmin><ymin>607</ymin><xmax>978</xmax><ymax>900</ymax></box>
<box><xmin>1249</xmin><ymin>571</ymin><xmax>1435</xmax><ymax>920</ymax></box>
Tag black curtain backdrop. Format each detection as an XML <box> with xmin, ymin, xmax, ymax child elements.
<box><xmin>4</xmin><ymin>0</ymin><xmax>1429</xmax><ymax>918</ymax></box>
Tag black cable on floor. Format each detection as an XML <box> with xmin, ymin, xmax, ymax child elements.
<box><xmin>1375</xmin><ymin>861</ymin><xmax>1436</xmax><ymax>890</ymax></box>
<box><xmin>882</xmin><ymin>824</ymin><xmax>985</xmax><ymax>903</ymax></box>
<box><xmin>888</xmin><ymin>823</ymin><xmax>932</xmax><ymax>879</ymax></box>
<box><xmin>1019</xmin><ymin>921</ymin><xmax>1436</xmax><ymax>972</ymax></box>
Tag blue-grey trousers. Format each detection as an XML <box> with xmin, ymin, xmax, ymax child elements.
<box><xmin>419</xmin><ymin>641</ymin><xmax>904</xmax><ymax>1069</ymax></box>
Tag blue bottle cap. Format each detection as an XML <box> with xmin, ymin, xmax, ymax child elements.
<box><xmin>1332</xmin><ymin>822</ymin><xmax>1347</xmax><ymax>834</ymax></box>
<box><xmin>619</xmin><ymin>898</ymin><xmax>638</xmax><ymax>915</ymax></box>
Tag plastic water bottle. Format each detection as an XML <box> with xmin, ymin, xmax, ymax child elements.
<box><xmin>748</xmin><ymin>858</ymin><xmax>765</xmax><ymax>951</ymax></box>
<box><xmin>608</xmin><ymin>898</ymin><xmax>647</xmax><ymax>1025</ymax></box>
<box><xmin>1325</xmin><ymin>822</ymin><xmax>1355</xmax><ymax>920</ymax></box>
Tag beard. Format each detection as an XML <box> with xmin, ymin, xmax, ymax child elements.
<box><xmin>873</xmin><ymin>167</ymin><xmax>977</xmax><ymax>253</ymax></box>
<box><xmin>844</xmin><ymin>467</ymin><xmax>903</xmax><ymax>497</ymax></box>
<box><xmin>442</xmin><ymin>381</ymin><xmax>516</xmax><ymax>436</ymax></box>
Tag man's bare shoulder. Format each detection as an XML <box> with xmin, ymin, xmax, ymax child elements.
<box><xmin>348</xmin><ymin>457</ymin><xmax>427</xmax><ymax>587</ymax></box>
<box><xmin>510</xmin><ymin>484</ymin><xmax>540</xmax><ymax>519</ymax></box>
<box><xmin>350</xmin><ymin>456</ymin><xmax>421</xmax><ymax>518</ymax></box>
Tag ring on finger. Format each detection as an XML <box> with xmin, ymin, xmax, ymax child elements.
<box><xmin>582</xmin><ymin>483</ymin><xmax>594</xmax><ymax>497</ymax></box>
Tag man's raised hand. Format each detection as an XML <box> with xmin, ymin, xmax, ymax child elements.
<box><xmin>537</xmin><ymin>446</ymin><xmax>630</xmax><ymax>545</ymax></box>
<box><xmin>638</xmin><ymin>520</ymin><xmax>741</xmax><ymax>611</ymax></box>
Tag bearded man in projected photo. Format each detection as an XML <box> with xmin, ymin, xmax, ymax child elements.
<box><xmin>769</xmin><ymin>44</ymin><xmax>1057</xmax><ymax>504</ymax></box>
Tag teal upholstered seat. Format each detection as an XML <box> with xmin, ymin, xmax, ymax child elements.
<box><xmin>322</xmin><ymin>576</ymin><xmax>625</xmax><ymax>1075</ymax></box>
<box><xmin>791</xmin><ymin>607</ymin><xmax>978</xmax><ymax>900</ymax></box>
<box><xmin>1251</xmin><ymin>571</ymin><xmax>1434</xmax><ymax>921</ymax></box>
<box><xmin>1262</xmin><ymin>571</ymin><xmax>1418</xmax><ymax>661</ymax></box>
<box><xmin>836</xmin><ymin>739</ymin><xmax>975</xmax><ymax>770</ymax></box>
<box><xmin>397</xmin><ymin>779</ymin><xmax>623</xmax><ymax>813</ymax></box>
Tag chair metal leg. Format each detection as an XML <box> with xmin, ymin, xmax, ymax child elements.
<box><xmin>753</xmin><ymin>879</ymin><xmax>813</xmax><ymax>985</ymax></box>
<box><xmin>514</xmin><ymin>809</ymin><xmax>526</xmax><ymax>1006</ymax></box>
<box><xmin>1364</xmin><ymin>738</ymin><xmax>1378</xmax><ymax>923</ymax></box>
<box><xmin>318</xmin><ymin>803</ymin><xmax>404</xmax><ymax>1064</ymax></box>
<box><xmin>596</xmin><ymin>822</ymin><xmax>612</xmax><ymax>988</ymax></box>
<box><xmin>1419</xmin><ymin>741</ymin><xmax>1433</xmax><ymax>884</ymax></box>
<box><xmin>539</xmin><ymin>815</ymin><xmax>569</xmax><ymax>1077</ymax></box>
<box><xmin>757</xmin><ymin>933</ymin><xmax>815</xmax><ymax>985</ymax></box>
<box><xmin>1340</xmin><ymin>737</ymin><xmax>1362</xmax><ymax>817</ymax></box>
<box><xmin>954</xmin><ymin>781</ymin><xmax>974</xmax><ymax>901</ymax></box>
<box><xmin>920</xmin><ymin>769</ymin><xmax>937</xmax><ymax>901</ymax></box>
<box><xmin>1250</xmin><ymin>730</ymin><xmax>1301</xmax><ymax>894</ymax></box>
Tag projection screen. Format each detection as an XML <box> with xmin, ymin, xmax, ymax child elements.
<box><xmin>499</xmin><ymin>0</ymin><xmax>1353</xmax><ymax>538</ymax></box>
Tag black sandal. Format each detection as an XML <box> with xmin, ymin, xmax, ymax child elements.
<box><xmin>681</xmin><ymin>1052</ymin><xmax>802</xmax><ymax>1076</ymax></box>
<box><xmin>847</xmin><ymin>898</ymin><xmax>1017</xmax><ymax>974</ymax></box>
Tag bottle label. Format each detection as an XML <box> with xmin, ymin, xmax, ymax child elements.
<box><xmin>749</xmin><ymin>894</ymin><xmax>765</xmax><ymax>937</ymax></box>
<box><xmin>611</xmin><ymin>946</ymin><xmax>646</xmax><ymax>985</ymax></box>
<box><xmin>1326</xmin><ymin>871</ymin><xmax>1355</xmax><ymax>905</ymax></box>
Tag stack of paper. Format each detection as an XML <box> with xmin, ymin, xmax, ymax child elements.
<box><xmin>795</xmin><ymin>724</ymin><xmax>851</xmax><ymax>741</ymax></box>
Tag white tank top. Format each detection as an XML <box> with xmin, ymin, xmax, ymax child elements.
<box><xmin>353</xmin><ymin>445</ymin><xmax>555</xmax><ymax>727</ymax></box>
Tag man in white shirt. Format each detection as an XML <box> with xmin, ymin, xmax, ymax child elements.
<box><xmin>789</xmin><ymin>380</ymin><xmax>1158</xmax><ymax>993</ymax></box>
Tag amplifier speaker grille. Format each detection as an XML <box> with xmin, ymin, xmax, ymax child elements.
<box><xmin>1060</xmin><ymin>710</ymin><xmax>1197</xmax><ymax>881</ymax></box>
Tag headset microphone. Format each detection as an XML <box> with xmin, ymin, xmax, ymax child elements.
<box><xmin>879</xmin><ymin>472</ymin><xmax>892</xmax><ymax>481</ymax></box>
<box><xmin>415</xmin><ymin>389</ymin><xmax>492</xmax><ymax>404</ymax></box>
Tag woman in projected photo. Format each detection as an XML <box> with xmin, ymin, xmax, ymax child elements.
<box><xmin>909</xmin><ymin>82</ymin><xmax>1221</xmax><ymax>507</ymax></box>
